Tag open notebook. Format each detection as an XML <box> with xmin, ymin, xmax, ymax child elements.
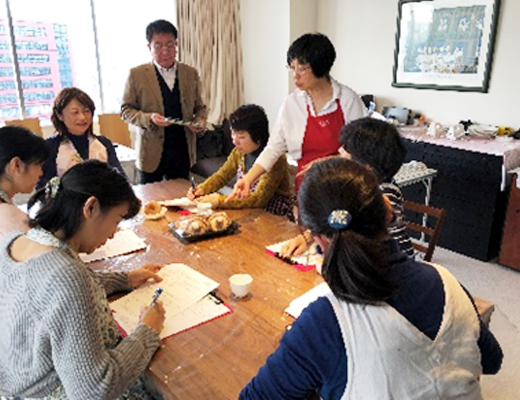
<box><xmin>79</xmin><ymin>229</ymin><xmax>147</xmax><ymax>263</ymax></box>
<box><xmin>111</xmin><ymin>263</ymin><xmax>231</xmax><ymax>339</ymax></box>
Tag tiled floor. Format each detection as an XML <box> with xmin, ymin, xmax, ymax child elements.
<box><xmin>432</xmin><ymin>247</ymin><xmax>520</xmax><ymax>400</ymax></box>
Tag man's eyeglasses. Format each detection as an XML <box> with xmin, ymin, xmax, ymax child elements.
<box><xmin>152</xmin><ymin>42</ymin><xmax>177</xmax><ymax>52</ymax></box>
<box><xmin>287</xmin><ymin>65</ymin><xmax>311</xmax><ymax>75</ymax></box>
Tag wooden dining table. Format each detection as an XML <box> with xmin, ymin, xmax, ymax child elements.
<box><xmin>89</xmin><ymin>179</ymin><xmax>495</xmax><ymax>400</ymax></box>
<box><xmin>88</xmin><ymin>179</ymin><xmax>323</xmax><ymax>400</ymax></box>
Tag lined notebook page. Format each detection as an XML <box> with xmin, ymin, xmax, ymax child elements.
<box><xmin>111</xmin><ymin>263</ymin><xmax>220</xmax><ymax>337</ymax></box>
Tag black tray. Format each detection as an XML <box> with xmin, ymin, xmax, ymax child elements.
<box><xmin>169</xmin><ymin>221</ymin><xmax>240</xmax><ymax>243</ymax></box>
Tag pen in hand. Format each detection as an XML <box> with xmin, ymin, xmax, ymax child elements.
<box><xmin>150</xmin><ymin>288</ymin><xmax>163</xmax><ymax>306</ymax></box>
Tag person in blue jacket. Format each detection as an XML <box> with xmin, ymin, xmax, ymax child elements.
<box><xmin>240</xmin><ymin>158</ymin><xmax>502</xmax><ymax>400</ymax></box>
<box><xmin>37</xmin><ymin>87</ymin><xmax>124</xmax><ymax>189</ymax></box>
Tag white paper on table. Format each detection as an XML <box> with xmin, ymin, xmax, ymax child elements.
<box><xmin>162</xmin><ymin>294</ymin><xmax>231</xmax><ymax>338</ymax></box>
<box><xmin>266</xmin><ymin>239</ymin><xmax>323</xmax><ymax>269</ymax></box>
<box><xmin>111</xmin><ymin>263</ymin><xmax>219</xmax><ymax>336</ymax></box>
<box><xmin>158</xmin><ymin>197</ymin><xmax>196</xmax><ymax>208</ymax></box>
<box><xmin>79</xmin><ymin>230</ymin><xmax>147</xmax><ymax>263</ymax></box>
<box><xmin>285</xmin><ymin>282</ymin><xmax>332</xmax><ymax>318</ymax></box>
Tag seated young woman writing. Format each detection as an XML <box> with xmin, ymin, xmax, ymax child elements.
<box><xmin>0</xmin><ymin>160</ymin><xmax>165</xmax><ymax>400</ymax></box>
<box><xmin>188</xmin><ymin>104</ymin><xmax>294</xmax><ymax>220</ymax></box>
<box><xmin>240</xmin><ymin>158</ymin><xmax>502</xmax><ymax>400</ymax></box>
<box><xmin>0</xmin><ymin>126</ymin><xmax>49</xmax><ymax>241</ymax></box>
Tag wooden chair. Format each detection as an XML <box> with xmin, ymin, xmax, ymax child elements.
<box><xmin>98</xmin><ymin>113</ymin><xmax>132</xmax><ymax>148</ymax></box>
<box><xmin>403</xmin><ymin>200</ymin><xmax>447</xmax><ymax>262</ymax></box>
<box><xmin>5</xmin><ymin>117</ymin><xmax>43</xmax><ymax>137</ymax></box>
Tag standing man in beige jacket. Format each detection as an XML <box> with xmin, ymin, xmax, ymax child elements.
<box><xmin>122</xmin><ymin>19</ymin><xmax>207</xmax><ymax>183</ymax></box>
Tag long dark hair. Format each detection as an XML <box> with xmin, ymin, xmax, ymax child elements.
<box><xmin>298</xmin><ymin>158</ymin><xmax>396</xmax><ymax>304</ymax></box>
<box><xmin>28</xmin><ymin>160</ymin><xmax>140</xmax><ymax>241</ymax></box>
<box><xmin>0</xmin><ymin>126</ymin><xmax>49</xmax><ymax>176</ymax></box>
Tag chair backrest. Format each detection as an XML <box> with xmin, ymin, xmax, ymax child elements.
<box><xmin>403</xmin><ymin>200</ymin><xmax>447</xmax><ymax>262</ymax></box>
<box><xmin>5</xmin><ymin>118</ymin><xmax>43</xmax><ymax>137</ymax></box>
<box><xmin>98</xmin><ymin>113</ymin><xmax>132</xmax><ymax>147</ymax></box>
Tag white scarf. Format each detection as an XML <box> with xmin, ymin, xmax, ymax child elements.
<box><xmin>56</xmin><ymin>134</ymin><xmax>108</xmax><ymax>177</ymax></box>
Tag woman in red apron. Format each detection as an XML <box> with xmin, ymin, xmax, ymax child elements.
<box><xmin>295</xmin><ymin>99</ymin><xmax>345</xmax><ymax>192</ymax></box>
<box><xmin>228</xmin><ymin>33</ymin><xmax>367</xmax><ymax>201</ymax></box>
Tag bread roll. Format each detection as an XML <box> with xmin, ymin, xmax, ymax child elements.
<box><xmin>143</xmin><ymin>200</ymin><xmax>162</xmax><ymax>215</ymax></box>
<box><xmin>208</xmin><ymin>212</ymin><xmax>231</xmax><ymax>232</ymax></box>
<box><xmin>178</xmin><ymin>216</ymin><xmax>210</xmax><ymax>236</ymax></box>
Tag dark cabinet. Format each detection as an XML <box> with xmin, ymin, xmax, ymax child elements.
<box><xmin>402</xmin><ymin>139</ymin><xmax>507</xmax><ymax>261</ymax></box>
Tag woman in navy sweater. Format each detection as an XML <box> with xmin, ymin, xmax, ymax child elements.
<box><xmin>240</xmin><ymin>158</ymin><xmax>502</xmax><ymax>400</ymax></box>
<box><xmin>37</xmin><ymin>87</ymin><xmax>124</xmax><ymax>189</ymax></box>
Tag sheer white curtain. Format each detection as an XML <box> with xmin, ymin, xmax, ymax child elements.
<box><xmin>177</xmin><ymin>0</ymin><xmax>244</xmax><ymax>124</ymax></box>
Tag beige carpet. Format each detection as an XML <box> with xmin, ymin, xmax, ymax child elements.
<box><xmin>432</xmin><ymin>247</ymin><xmax>520</xmax><ymax>400</ymax></box>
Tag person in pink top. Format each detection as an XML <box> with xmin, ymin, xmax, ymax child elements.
<box><xmin>228</xmin><ymin>32</ymin><xmax>367</xmax><ymax>200</ymax></box>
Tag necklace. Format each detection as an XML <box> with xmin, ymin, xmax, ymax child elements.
<box><xmin>25</xmin><ymin>226</ymin><xmax>77</xmax><ymax>258</ymax></box>
<box><xmin>0</xmin><ymin>187</ymin><xmax>13</xmax><ymax>205</ymax></box>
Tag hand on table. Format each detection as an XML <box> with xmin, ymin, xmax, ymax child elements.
<box><xmin>195</xmin><ymin>193</ymin><xmax>220</xmax><ymax>208</ymax></box>
<box><xmin>128</xmin><ymin>264</ymin><xmax>163</xmax><ymax>288</ymax></box>
<box><xmin>226</xmin><ymin>178</ymin><xmax>252</xmax><ymax>202</ymax></box>
<box><xmin>187</xmin><ymin>186</ymin><xmax>205</xmax><ymax>201</ymax></box>
<box><xmin>279</xmin><ymin>234</ymin><xmax>310</xmax><ymax>258</ymax></box>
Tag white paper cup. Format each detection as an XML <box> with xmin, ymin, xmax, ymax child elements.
<box><xmin>229</xmin><ymin>274</ymin><xmax>253</xmax><ymax>298</ymax></box>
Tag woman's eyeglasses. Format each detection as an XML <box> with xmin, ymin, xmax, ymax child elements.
<box><xmin>287</xmin><ymin>65</ymin><xmax>311</xmax><ymax>75</ymax></box>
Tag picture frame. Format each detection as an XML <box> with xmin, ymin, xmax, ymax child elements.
<box><xmin>392</xmin><ymin>0</ymin><xmax>501</xmax><ymax>92</ymax></box>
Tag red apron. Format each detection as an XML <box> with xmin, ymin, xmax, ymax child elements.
<box><xmin>295</xmin><ymin>99</ymin><xmax>345</xmax><ymax>192</ymax></box>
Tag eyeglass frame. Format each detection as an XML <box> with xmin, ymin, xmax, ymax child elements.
<box><xmin>286</xmin><ymin>64</ymin><xmax>311</xmax><ymax>75</ymax></box>
<box><xmin>151</xmin><ymin>41</ymin><xmax>177</xmax><ymax>52</ymax></box>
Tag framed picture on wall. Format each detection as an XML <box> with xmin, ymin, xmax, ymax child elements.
<box><xmin>392</xmin><ymin>0</ymin><xmax>501</xmax><ymax>92</ymax></box>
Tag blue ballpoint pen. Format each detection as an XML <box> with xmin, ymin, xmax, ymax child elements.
<box><xmin>150</xmin><ymin>288</ymin><xmax>163</xmax><ymax>306</ymax></box>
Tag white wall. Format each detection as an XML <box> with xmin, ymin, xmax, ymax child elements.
<box><xmin>290</xmin><ymin>0</ymin><xmax>317</xmax><ymax>41</ymax></box>
<box><xmin>242</xmin><ymin>0</ymin><xmax>520</xmax><ymax>127</ymax></box>
<box><xmin>240</xmin><ymin>0</ymin><xmax>318</xmax><ymax>123</ymax></box>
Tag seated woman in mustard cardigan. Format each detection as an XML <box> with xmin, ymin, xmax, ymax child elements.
<box><xmin>188</xmin><ymin>104</ymin><xmax>294</xmax><ymax>220</ymax></box>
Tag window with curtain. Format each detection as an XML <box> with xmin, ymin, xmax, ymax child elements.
<box><xmin>0</xmin><ymin>0</ymin><xmax>176</xmax><ymax>124</ymax></box>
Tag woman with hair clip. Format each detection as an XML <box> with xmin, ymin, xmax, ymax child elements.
<box><xmin>37</xmin><ymin>87</ymin><xmax>125</xmax><ymax>189</ymax></box>
<box><xmin>0</xmin><ymin>160</ymin><xmax>165</xmax><ymax>400</ymax></box>
<box><xmin>240</xmin><ymin>158</ymin><xmax>502</xmax><ymax>400</ymax></box>
<box><xmin>0</xmin><ymin>125</ymin><xmax>49</xmax><ymax>240</ymax></box>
